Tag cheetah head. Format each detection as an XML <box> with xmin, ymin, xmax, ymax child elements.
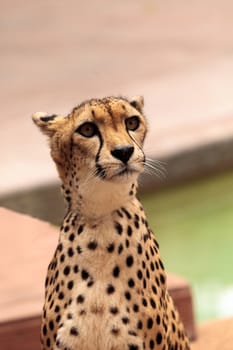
<box><xmin>32</xmin><ymin>96</ymin><xmax>147</xmax><ymax>214</ymax></box>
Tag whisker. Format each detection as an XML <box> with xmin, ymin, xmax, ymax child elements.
<box><xmin>143</xmin><ymin>157</ymin><xmax>167</xmax><ymax>179</ymax></box>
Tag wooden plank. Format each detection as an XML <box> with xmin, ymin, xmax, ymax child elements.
<box><xmin>192</xmin><ymin>318</ymin><xmax>233</xmax><ymax>350</ymax></box>
<box><xmin>0</xmin><ymin>317</ymin><xmax>41</xmax><ymax>350</ymax></box>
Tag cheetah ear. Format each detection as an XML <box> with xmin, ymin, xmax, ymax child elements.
<box><xmin>32</xmin><ymin>112</ymin><xmax>66</xmax><ymax>137</ymax></box>
<box><xmin>130</xmin><ymin>96</ymin><xmax>144</xmax><ymax>113</ymax></box>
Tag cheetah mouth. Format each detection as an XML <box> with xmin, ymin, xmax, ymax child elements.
<box><xmin>110</xmin><ymin>164</ymin><xmax>141</xmax><ymax>180</ymax></box>
<box><xmin>115</xmin><ymin>167</ymin><xmax>136</xmax><ymax>176</ymax></box>
<box><xmin>95</xmin><ymin>162</ymin><xmax>143</xmax><ymax>181</ymax></box>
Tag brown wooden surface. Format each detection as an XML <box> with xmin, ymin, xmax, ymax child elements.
<box><xmin>168</xmin><ymin>275</ymin><xmax>196</xmax><ymax>341</ymax></box>
<box><xmin>0</xmin><ymin>207</ymin><xmax>58</xmax><ymax>322</ymax></box>
<box><xmin>192</xmin><ymin>318</ymin><xmax>233</xmax><ymax>350</ymax></box>
<box><xmin>0</xmin><ymin>207</ymin><xmax>195</xmax><ymax>349</ymax></box>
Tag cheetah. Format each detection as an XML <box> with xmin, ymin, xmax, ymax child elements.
<box><xmin>32</xmin><ymin>96</ymin><xmax>190</xmax><ymax>350</ymax></box>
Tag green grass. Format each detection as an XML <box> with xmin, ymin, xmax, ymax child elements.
<box><xmin>141</xmin><ymin>171</ymin><xmax>233</xmax><ymax>321</ymax></box>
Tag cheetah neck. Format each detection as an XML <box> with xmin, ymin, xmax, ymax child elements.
<box><xmin>63</xmin><ymin>178</ymin><xmax>138</xmax><ymax>223</ymax></box>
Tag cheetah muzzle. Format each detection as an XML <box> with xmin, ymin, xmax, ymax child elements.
<box><xmin>32</xmin><ymin>96</ymin><xmax>190</xmax><ymax>350</ymax></box>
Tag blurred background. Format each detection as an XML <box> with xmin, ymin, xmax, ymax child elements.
<box><xmin>1</xmin><ymin>0</ymin><xmax>233</xmax><ymax>328</ymax></box>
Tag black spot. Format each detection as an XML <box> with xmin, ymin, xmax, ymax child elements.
<box><xmin>147</xmin><ymin>317</ymin><xmax>153</xmax><ymax>329</ymax></box>
<box><xmin>126</xmin><ymin>255</ymin><xmax>134</xmax><ymax>267</ymax></box>
<box><xmin>137</xmin><ymin>269</ymin><xmax>143</xmax><ymax>280</ymax></box>
<box><xmin>81</xmin><ymin>269</ymin><xmax>89</xmax><ymax>280</ymax></box>
<box><xmin>70</xmin><ymin>327</ymin><xmax>79</xmax><ymax>336</ymax></box>
<box><xmin>78</xmin><ymin>225</ymin><xmax>84</xmax><ymax>235</ymax></box>
<box><xmin>87</xmin><ymin>279</ymin><xmax>94</xmax><ymax>287</ymax></box>
<box><xmin>77</xmin><ymin>245</ymin><xmax>82</xmax><ymax>254</ymax></box>
<box><xmin>115</xmin><ymin>222</ymin><xmax>123</xmax><ymax>235</ymax></box>
<box><xmin>137</xmin><ymin>243</ymin><xmax>142</xmax><ymax>254</ymax></box>
<box><xmin>107</xmin><ymin>284</ymin><xmax>115</xmax><ymax>294</ymax></box>
<box><xmin>150</xmin><ymin>261</ymin><xmax>155</xmax><ymax>271</ymax></box>
<box><xmin>155</xmin><ymin>276</ymin><xmax>160</xmax><ymax>286</ymax></box>
<box><xmin>63</xmin><ymin>266</ymin><xmax>70</xmax><ymax>276</ymax></box>
<box><xmin>77</xmin><ymin>294</ymin><xmax>85</xmax><ymax>303</ymax></box>
<box><xmin>121</xmin><ymin>207</ymin><xmax>132</xmax><ymax>219</ymax></box>
<box><xmin>142</xmin><ymin>298</ymin><xmax>147</xmax><ymax>307</ymax></box>
<box><xmin>50</xmin><ymin>301</ymin><xmax>54</xmax><ymax>311</ymax></box>
<box><xmin>56</xmin><ymin>315</ymin><xmax>61</xmax><ymax>323</ymax></box>
<box><xmin>118</xmin><ymin>243</ymin><xmax>124</xmax><ymax>254</ymax></box>
<box><xmin>110</xmin><ymin>306</ymin><xmax>119</xmax><ymax>315</ymax></box>
<box><xmin>122</xmin><ymin>317</ymin><xmax>129</xmax><ymax>324</ymax></box>
<box><xmin>125</xmin><ymin>291</ymin><xmax>131</xmax><ymax>300</ymax></box>
<box><xmin>160</xmin><ymin>273</ymin><xmax>166</xmax><ymax>284</ymax></box>
<box><xmin>127</xmin><ymin>225</ymin><xmax>132</xmax><ymax>236</ymax></box>
<box><xmin>58</xmin><ymin>292</ymin><xmax>64</xmax><ymax>300</ymax></box>
<box><xmin>154</xmin><ymin>238</ymin><xmax>159</xmax><ymax>249</ymax></box>
<box><xmin>112</xmin><ymin>265</ymin><xmax>120</xmax><ymax>278</ymax></box>
<box><xmin>49</xmin><ymin>320</ymin><xmax>54</xmax><ymax>331</ymax></box>
<box><xmin>69</xmin><ymin>233</ymin><xmax>75</xmax><ymax>242</ymax></box>
<box><xmin>54</xmin><ymin>305</ymin><xmax>60</xmax><ymax>313</ymax></box>
<box><xmin>42</xmin><ymin>324</ymin><xmax>47</xmax><ymax>336</ymax></box>
<box><xmin>133</xmin><ymin>304</ymin><xmax>139</xmax><ymax>312</ymax></box>
<box><xmin>150</xmin><ymin>246</ymin><xmax>155</xmax><ymax>256</ymax></box>
<box><xmin>107</xmin><ymin>243</ymin><xmax>115</xmax><ymax>253</ymax></box>
<box><xmin>57</xmin><ymin>243</ymin><xmax>63</xmax><ymax>252</ymax></box>
<box><xmin>64</xmin><ymin>225</ymin><xmax>69</xmax><ymax>233</ymax></box>
<box><xmin>125</xmin><ymin>238</ymin><xmax>130</xmax><ymax>248</ymax></box>
<box><xmin>60</xmin><ymin>254</ymin><xmax>65</xmax><ymax>263</ymax></box>
<box><xmin>159</xmin><ymin>259</ymin><xmax>165</xmax><ymax>270</ymax></box>
<box><xmin>150</xmin><ymin>298</ymin><xmax>156</xmax><ymax>309</ymax></box>
<box><xmin>46</xmin><ymin>338</ymin><xmax>51</xmax><ymax>347</ymax></box>
<box><xmin>156</xmin><ymin>332</ymin><xmax>162</xmax><ymax>345</ymax></box>
<box><xmin>134</xmin><ymin>221</ymin><xmax>139</xmax><ymax>229</ymax></box>
<box><xmin>73</xmin><ymin>265</ymin><xmax>79</xmax><ymax>273</ymax></box>
<box><xmin>149</xmin><ymin>339</ymin><xmax>155</xmax><ymax>349</ymax></box>
<box><xmin>67</xmin><ymin>280</ymin><xmax>74</xmax><ymax>290</ymax></box>
<box><xmin>156</xmin><ymin>314</ymin><xmax>161</xmax><ymax>325</ymax></box>
<box><xmin>116</xmin><ymin>210</ymin><xmax>123</xmax><ymax>218</ymax></box>
<box><xmin>128</xmin><ymin>345</ymin><xmax>138</xmax><ymax>350</ymax></box>
<box><xmin>87</xmin><ymin>240</ymin><xmax>98</xmax><ymax>250</ymax></box>
<box><xmin>152</xmin><ymin>285</ymin><xmax>157</xmax><ymax>294</ymax></box>
<box><xmin>128</xmin><ymin>278</ymin><xmax>135</xmax><ymax>288</ymax></box>
<box><xmin>111</xmin><ymin>328</ymin><xmax>120</xmax><ymax>335</ymax></box>
<box><xmin>68</xmin><ymin>247</ymin><xmax>74</xmax><ymax>257</ymax></box>
<box><xmin>137</xmin><ymin>320</ymin><xmax>143</xmax><ymax>329</ymax></box>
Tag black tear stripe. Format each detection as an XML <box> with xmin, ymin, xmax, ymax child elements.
<box><xmin>40</xmin><ymin>114</ymin><xmax>57</xmax><ymax>122</ymax></box>
<box><xmin>95</xmin><ymin>130</ymin><xmax>105</xmax><ymax>179</ymax></box>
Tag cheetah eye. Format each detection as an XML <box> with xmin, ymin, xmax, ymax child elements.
<box><xmin>125</xmin><ymin>116</ymin><xmax>140</xmax><ymax>131</ymax></box>
<box><xmin>76</xmin><ymin>122</ymin><xmax>97</xmax><ymax>138</ymax></box>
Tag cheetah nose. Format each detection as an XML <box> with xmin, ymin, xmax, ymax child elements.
<box><xmin>111</xmin><ymin>145</ymin><xmax>134</xmax><ymax>164</ymax></box>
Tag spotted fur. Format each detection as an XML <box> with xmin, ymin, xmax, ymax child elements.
<box><xmin>32</xmin><ymin>96</ymin><xmax>190</xmax><ymax>350</ymax></box>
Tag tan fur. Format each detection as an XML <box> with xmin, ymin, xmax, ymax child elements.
<box><xmin>32</xmin><ymin>96</ymin><xmax>190</xmax><ymax>350</ymax></box>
